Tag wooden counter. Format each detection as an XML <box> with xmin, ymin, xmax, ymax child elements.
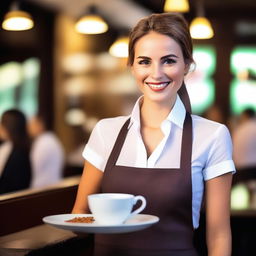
<box><xmin>1</xmin><ymin>178</ymin><xmax>256</xmax><ymax>256</ymax></box>
<box><xmin>0</xmin><ymin>176</ymin><xmax>80</xmax><ymax>236</ymax></box>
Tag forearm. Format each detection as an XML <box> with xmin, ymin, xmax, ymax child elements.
<box><xmin>206</xmin><ymin>173</ymin><xmax>233</xmax><ymax>256</ymax></box>
<box><xmin>72</xmin><ymin>161</ymin><xmax>103</xmax><ymax>213</ymax></box>
<box><xmin>72</xmin><ymin>184</ymin><xmax>90</xmax><ymax>213</ymax></box>
<box><xmin>207</xmin><ymin>227</ymin><xmax>232</xmax><ymax>256</ymax></box>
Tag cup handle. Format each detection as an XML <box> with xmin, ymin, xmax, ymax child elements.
<box><xmin>130</xmin><ymin>195</ymin><xmax>146</xmax><ymax>217</ymax></box>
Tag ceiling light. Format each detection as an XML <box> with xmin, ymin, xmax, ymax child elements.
<box><xmin>164</xmin><ymin>0</ymin><xmax>189</xmax><ymax>13</ymax></box>
<box><xmin>109</xmin><ymin>36</ymin><xmax>129</xmax><ymax>58</ymax></box>
<box><xmin>190</xmin><ymin>17</ymin><xmax>214</xmax><ymax>39</ymax></box>
<box><xmin>190</xmin><ymin>0</ymin><xmax>214</xmax><ymax>39</ymax></box>
<box><xmin>75</xmin><ymin>5</ymin><xmax>108</xmax><ymax>34</ymax></box>
<box><xmin>2</xmin><ymin>2</ymin><xmax>34</xmax><ymax>31</ymax></box>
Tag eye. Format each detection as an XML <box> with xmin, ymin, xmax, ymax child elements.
<box><xmin>163</xmin><ymin>58</ymin><xmax>176</xmax><ymax>65</ymax></box>
<box><xmin>138</xmin><ymin>59</ymin><xmax>151</xmax><ymax>65</ymax></box>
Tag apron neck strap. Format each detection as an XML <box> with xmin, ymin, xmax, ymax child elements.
<box><xmin>180</xmin><ymin>112</ymin><xmax>192</xmax><ymax>169</ymax></box>
<box><xmin>105</xmin><ymin>118</ymin><xmax>130</xmax><ymax>170</ymax></box>
<box><xmin>178</xmin><ymin>81</ymin><xmax>191</xmax><ymax>114</ymax></box>
<box><xmin>105</xmin><ymin>112</ymin><xmax>192</xmax><ymax>171</ymax></box>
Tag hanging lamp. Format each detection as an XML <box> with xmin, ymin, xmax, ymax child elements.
<box><xmin>75</xmin><ymin>5</ymin><xmax>108</xmax><ymax>34</ymax></box>
<box><xmin>164</xmin><ymin>0</ymin><xmax>190</xmax><ymax>13</ymax></box>
<box><xmin>2</xmin><ymin>1</ymin><xmax>34</xmax><ymax>31</ymax></box>
<box><xmin>189</xmin><ymin>0</ymin><xmax>214</xmax><ymax>39</ymax></box>
<box><xmin>190</xmin><ymin>17</ymin><xmax>214</xmax><ymax>39</ymax></box>
<box><xmin>109</xmin><ymin>36</ymin><xmax>129</xmax><ymax>58</ymax></box>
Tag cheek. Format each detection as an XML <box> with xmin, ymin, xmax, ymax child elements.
<box><xmin>133</xmin><ymin>69</ymin><xmax>148</xmax><ymax>82</ymax></box>
<box><xmin>166</xmin><ymin>66</ymin><xmax>185</xmax><ymax>79</ymax></box>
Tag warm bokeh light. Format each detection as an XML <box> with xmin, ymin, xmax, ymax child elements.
<box><xmin>190</xmin><ymin>17</ymin><xmax>214</xmax><ymax>39</ymax></box>
<box><xmin>75</xmin><ymin>15</ymin><xmax>108</xmax><ymax>34</ymax></box>
<box><xmin>231</xmin><ymin>184</ymin><xmax>250</xmax><ymax>210</ymax></box>
<box><xmin>164</xmin><ymin>0</ymin><xmax>189</xmax><ymax>13</ymax></box>
<box><xmin>65</xmin><ymin>108</ymin><xmax>87</xmax><ymax>126</ymax></box>
<box><xmin>0</xmin><ymin>62</ymin><xmax>22</xmax><ymax>90</ymax></box>
<box><xmin>2</xmin><ymin>10</ymin><xmax>34</xmax><ymax>31</ymax></box>
<box><xmin>109</xmin><ymin>37</ymin><xmax>129</xmax><ymax>58</ymax></box>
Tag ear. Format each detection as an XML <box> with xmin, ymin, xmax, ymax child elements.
<box><xmin>184</xmin><ymin>62</ymin><xmax>190</xmax><ymax>76</ymax></box>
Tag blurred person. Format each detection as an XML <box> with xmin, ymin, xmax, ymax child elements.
<box><xmin>28</xmin><ymin>114</ymin><xmax>65</xmax><ymax>188</ymax></box>
<box><xmin>202</xmin><ymin>104</ymin><xmax>224</xmax><ymax>124</ymax></box>
<box><xmin>0</xmin><ymin>109</ymin><xmax>31</xmax><ymax>194</ymax></box>
<box><xmin>232</xmin><ymin>108</ymin><xmax>256</xmax><ymax>169</ymax></box>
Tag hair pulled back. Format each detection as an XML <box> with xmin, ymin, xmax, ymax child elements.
<box><xmin>128</xmin><ymin>13</ymin><xmax>194</xmax><ymax>68</ymax></box>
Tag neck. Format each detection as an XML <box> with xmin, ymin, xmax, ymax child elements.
<box><xmin>140</xmin><ymin>95</ymin><xmax>177</xmax><ymax>128</ymax></box>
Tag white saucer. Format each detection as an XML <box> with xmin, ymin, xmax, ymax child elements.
<box><xmin>43</xmin><ymin>213</ymin><xmax>159</xmax><ymax>234</ymax></box>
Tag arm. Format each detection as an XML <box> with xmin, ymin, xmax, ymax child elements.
<box><xmin>72</xmin><ymin>160</ymin><xmax>103</xmax><ymax>213</ymax></box>
<box><xmin>205</xmin><ymin>172</ymin><xmax>233</xmax><ymax>256</ymax></box>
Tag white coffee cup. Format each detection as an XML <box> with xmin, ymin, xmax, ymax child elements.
<box><xmin>88</xmin><ymin>193</ymin><xmax>146</xmax><ymax>225</ymax></box>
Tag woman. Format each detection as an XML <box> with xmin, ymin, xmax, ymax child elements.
<box><xmin>72</xmin><ymin>13</ymin><xmax>235</xmax><ymax>256</ymax></box>
<box><xmin>0</xmin><ymin>109</ymin><xmax>31</xmax><ymax>194</ymax></box>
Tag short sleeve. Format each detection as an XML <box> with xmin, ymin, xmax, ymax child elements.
<box><xmin>82</xmin><ymin>120</ymin><xmax>106</xmax><ymax>171</ymax></box>
<box><xmin>203</xmin><ymin>125</ymin><xmax>236</xmax><ymax>180</ymax></box>
<box><xmin>82</xmin><ymin>117</ymin><xmax>128</xmax><ymax>171</ymax></box>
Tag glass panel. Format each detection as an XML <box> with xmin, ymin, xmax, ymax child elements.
<box><xmin>230</xmin><ymin>46</ymin><xmax>256</xmax><ymax>114</ymax></box>
<box><xmin>19</xmin><ymin>58</ymin><xmax>40</xmax><ymax>117</ymax></box>
<box><xmin>186</xmin><ymin>45</ymin><xmax>216</xmax><ymax>114</ymax></box>
<box><xmin>0</xmin><ymin>58</ymin><xmax>40</xmax><ymax>117</ymax></box>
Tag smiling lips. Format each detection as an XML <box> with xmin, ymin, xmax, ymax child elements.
<box><xmin>145</xmin><ymin>81</ymin><xmax>171</xmax><ymax>92</ymax></box>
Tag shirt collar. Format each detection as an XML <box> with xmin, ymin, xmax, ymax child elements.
<box><xmin>128</xmin><ymin>94</ymin><xmax>186</xmax><ymax>129</ymax></box>
<box><xmin>129</xmin><ymin>95</ymin><xmax>143</xmax><ymax>129</ymax></box>
<box><xmin>166</xmin><ymin>95</ymin><xmax>186</xmax><ymax>129</ymax></box>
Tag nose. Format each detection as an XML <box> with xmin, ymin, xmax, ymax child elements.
<box><xmin>151</xmin><ymin>63</ymin><xmax>163</xmax><ymax>80</ymax></box>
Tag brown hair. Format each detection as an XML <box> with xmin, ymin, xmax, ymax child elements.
<box><xmin>128</xmin><ymin>13</ymin><xmax>193</xmax><ymax>113</ymax></box>
<box><xmin>128</xmin><ymin>13</ymin><xmax>194</xmax><ymax>67</ymax></box>
<box><xmin>1</xmin><ymin>109</ymin><xmax>31</xmax><ymax>151</ymax></box>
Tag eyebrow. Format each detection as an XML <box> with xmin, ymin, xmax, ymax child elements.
<box><xmin>136</xmin><ymin>54</ymin><xmax>179</xmax><ymax>60</ymax></box>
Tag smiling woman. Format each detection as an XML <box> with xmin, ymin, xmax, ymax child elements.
<box><xmin>71</xmin><ymin>12</ymin><xmax>235</xmax><ymax>256</ymax></box>
<box><xmin>131</xmin><ymin>31</ymin><xmax>188</xmax><ymax>109</ymax></box>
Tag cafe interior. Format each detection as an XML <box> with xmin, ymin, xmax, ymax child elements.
<box><xmin>0</xmin><ymin>0</ymin><xmax>256</xmax><ymax>255</ymax></box>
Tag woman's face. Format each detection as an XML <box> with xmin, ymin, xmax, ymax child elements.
<box><xmin>131</xmin><ymin>31</ymin><xmax>188</xmax><ymax>106</ymax></box>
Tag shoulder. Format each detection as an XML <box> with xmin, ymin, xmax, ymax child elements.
<box><xmin>94</xmin><ymin>116</ymin><xmax>130</xmax><ymax>134</ymax></box>
<box><xmin>87</xmin><ymin>115</ymin><xmax>130</xmax><ymax>150</ymax></box>
<box><xmin>191</xmin><ymin>114</ymin><xmax>231</xmax><ymax>141</ymax></box>
<box><xmin>192</xmin><ymin>114</ymin><xmax>228</xmax><ymax>131</ymax></box>
<box><xmin>33</xmin><ymin>132</ymin><xmax>63</xmax><ymax>149</ymax></box>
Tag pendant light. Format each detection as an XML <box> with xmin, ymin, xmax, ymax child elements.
<box><xmin>190</xmin><ymin>17</ymin><xmax>214</xmax><ymax>39</ymax></box>
<box><xmin>2</xmin><ymin>1</ymin><xmax>34</xmax><ymax>31</ymax></box>
<box><xmin>75</xmin><ymin>5</ymin><xmax>108</xmax><ymax>34</ymax></box>
<box><xmin>164</xmin><ymin>0</ymin><xmax>190</xmax><ymax>13</ymax></box>
<box><xmin>109</xmin><ymin>35</ymin><xmax>129</xmax><ymax>58</ymax></box>
<box><xmin>189</xmin><ymin>0</ymin><xmax>214</xmax><ymax>39</ymax></box>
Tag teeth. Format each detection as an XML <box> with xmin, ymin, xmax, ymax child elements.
<box><xmin>146</xmin><ymin>82</ymin><xmax>170</xmax><ymax>90</ymax></box>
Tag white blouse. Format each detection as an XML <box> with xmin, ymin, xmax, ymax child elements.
<box><xmin>83</xmin><ymin>95</ymin><xmax>235</xmax><ymax>228</ymax></box>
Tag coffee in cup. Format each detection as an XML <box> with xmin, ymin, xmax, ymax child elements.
<box><xmin>88</xmin><ymin>193</ymin><xmax>146</xmax><ymax>225</ymax></box>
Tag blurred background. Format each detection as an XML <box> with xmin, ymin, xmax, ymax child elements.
<box><xmin>0</xmin><ymin>1</ymin><xmax>256</xmax><ymax>254</ymax></box>
<box><xmin>0</xmin><ymin>0</ymin><xmax>256</xmax><ymax>180</ymax></box>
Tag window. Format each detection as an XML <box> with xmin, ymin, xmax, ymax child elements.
<box><xmin>0</xmin><ymin>58</ymin><xmax>40</xmax><ymax>117</ymax></box>
<box><xmin>230</xmin><ymin>46</ymin><xmax>256</xmax><ymax>114</ymax></box>
<box><xmin>186</xmin><ymin>45</ymin><xmax>216</xmax><ymax>114</ymax></box>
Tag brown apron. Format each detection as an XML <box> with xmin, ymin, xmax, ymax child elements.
<box><xmin>94</xmin><ymin>112</ymin><xmax>198</xmax><ymax>256</ymax></box>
